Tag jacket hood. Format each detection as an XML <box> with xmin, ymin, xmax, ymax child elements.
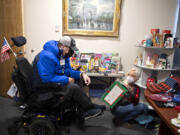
<box><xmin>43</xmin><ymin>40</ymin><xmax>60</xmax><ymax>57</ymax></box>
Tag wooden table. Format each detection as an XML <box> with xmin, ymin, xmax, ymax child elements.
<box><xmin>144</xmin><ymin>89</ymin><xmax>180</xmax><ymax>135</ymax></box>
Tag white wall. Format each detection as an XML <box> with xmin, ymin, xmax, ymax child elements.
<box><xmin>23</xmin><ymin>0</ymin><xmax>179</xmax><ymax>73</ymax></box>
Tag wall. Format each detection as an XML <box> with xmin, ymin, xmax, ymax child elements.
<box><xmin>23</xmin><ymin>0</ymin><xmax>179</xmax><ymax>73</ymax></box>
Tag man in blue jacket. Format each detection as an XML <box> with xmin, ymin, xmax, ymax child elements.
<box><xmin>33</xmin><ymin>36</ymin><xmax>105</xmax><ymax>120</ymax></box>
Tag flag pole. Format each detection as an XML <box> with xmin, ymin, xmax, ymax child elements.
<box><xmin>4</xmin><ymin>37</ymin><xmax>17</xmax><ymax>58</ymax></box>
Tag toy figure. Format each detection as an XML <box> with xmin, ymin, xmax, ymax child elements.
<box><xmin>89</xmin><ymin>57</ymin><xmax>94</xmax><ymax>71</ymax></box>
<box><xmin>138</xmin><ymin>53</ymin><xmax>143</xmax><ymax>66</ymax></box>
<box><xmin>111</xmin><ymin>68</ymin><xmax>148</xmax><ymax>126</ymax></box>
<box><xmin>134</xmin><ymin>56</ymin><xmax>138</xmax><ymax>65</ymax></box>
<box><xmin>151</xmin><ymin>29</ymin><xmax>160</xmax><ymax>47</ymax></box>
<box><xmin>174</xmin><ymin>38</ymin><xmax>180</xmax><ymax>48</ymax></box>
<box><xmin>150</xmin><ymin>54</ymin><xmax>159</xmax><ymax>68</ymax></box>
<box><xmin>146</xmin><ymin>56</ymin><xmax>153</xmax><ymax>68</ymax></box>
<box><xmin>158</xmin><ymin>53</ymin><xmax>168</xmax><ymax>69</ymax></box>
<box><xmin>145</xmin><ymin>35</ymin><xmax>152</xmax><ymax>47</ymax></box>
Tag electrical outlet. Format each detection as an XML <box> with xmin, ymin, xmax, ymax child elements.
<box><xmin>55</xmin><ymin>25</ymin><xmax>59</xmax><ymax>32</ymax></box>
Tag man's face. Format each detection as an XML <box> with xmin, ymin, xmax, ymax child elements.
<box><xmin>61</xmin><ymin>45</ymin><xmax>70</xmax><ymax>56</ymax></box>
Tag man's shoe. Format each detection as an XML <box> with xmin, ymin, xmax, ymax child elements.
<box><xmin>83</xmin><ymin>108</ymin><xmax>102</xmax><ymax>120</ymax></box>
<box><xmin>93</xmin><ymin>104</ymin><xmax>106</xmax><ymax>111</ymax></box>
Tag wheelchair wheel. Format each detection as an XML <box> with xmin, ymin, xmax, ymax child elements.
<box><xmin>29</xmin><ymin>119</ymin><xmax>55</xmax><ymax>135</ymax></box>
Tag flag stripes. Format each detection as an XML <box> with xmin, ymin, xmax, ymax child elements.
<box><xmin>0</xmin><ymin>38</ymin><xmax>11</xmax><ymax>63</ymax></box>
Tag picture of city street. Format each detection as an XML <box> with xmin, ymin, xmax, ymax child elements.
<box><xmin>68</xmin><ymin>0</ymin><xmax>115</xmax><ymax>31</ymax></box>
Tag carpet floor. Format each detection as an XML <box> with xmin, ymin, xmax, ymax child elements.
<box><xmin>0</xmin><ymin>96</ymin><xmax>157</xmax><ymax>135</ymax></box>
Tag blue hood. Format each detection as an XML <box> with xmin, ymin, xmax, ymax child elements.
<box><xmin>36</xmin><ymin>40</ymin><xmax>81</xmax><ymax>85</ymax></box>
<box><xmin>43</xmin><ymin>40</ymin><xmax>60</xmax><ymax>58</ymax></box>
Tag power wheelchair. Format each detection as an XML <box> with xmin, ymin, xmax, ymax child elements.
<box><xmin>8</xmin><ymin>36</ymin><xmax>85</xmax><ymax>135</ymax></box>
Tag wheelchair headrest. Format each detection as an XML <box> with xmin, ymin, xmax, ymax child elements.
<box><xmin>11</xmin><ymin>36</ymin><xmax>26</xmax><ymax>47</ymax></box>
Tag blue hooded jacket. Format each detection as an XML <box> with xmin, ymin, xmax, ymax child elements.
<box><xmin>36</xmin><ymin>40</ymin><xmax>81</xmax><ymax>85</ymax></box>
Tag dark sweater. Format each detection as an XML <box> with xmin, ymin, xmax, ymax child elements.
<box><xmin>112</xmin><ymin>84</ymin><xmax>140</xmax><ymax>111</ymax></box>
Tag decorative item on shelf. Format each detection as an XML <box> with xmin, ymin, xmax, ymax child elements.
<box><xmin>145</xmin><ymin>35</ymin><xmax>152</xmax><ymax>47</ymax></box>
<box><xmin>71</xmin><ymin>52</ymin><xmax>122</xmax><ymax>73</ymax></box>
<box><xmin>88</xmin><ymin>57</ymin><xmax>94</xmax><ymax>71</ymax></box>
<box><xmin>91</xmin><ymin>57</ymin><xmax>100</xmax><ymax>73</ymax></box>
<box><xmin>167</xmin><ymin>62</ymin><xmax>171</xmax><ymax>69</ymax></box>
<box><xmin>80</xmin><ymin>53</ymin><xmax>94</xmax><ymax>72</ymax></box>
<box><xmin>141</xmin><ymin>40</ymin><xmax>146</xmax><ymax>46</ymax></box>
<box><xmin>146</xmin><ymin>55</ymin><xmax>153</xmax><ymax>68</ymax></box>
<box><xmin>134</xmin><ymin>28</ymin><xmax>180</xmax><ymax>89</ymax></box>
<box><xmin>104</xmin><ymin>57</ymin><xmax>111</xmax><ymax>70</ymax></box>
<box><xmin>162</xmin><ymin>30</ymin><xmax>171</xmax><ymax>48</ymax></box>
<box><xmin>134</xmin><ymin>53</ymin><xmax>143</xmax><ymax>66</ymax></box>
<box><xmin>70</xmin><ymin>57</ymin><xmax>78</xmax><ymax>70</ymax></box>
<box><xmin>109</xmin><ymin>62</ymin><xmax>117</xmax><ymax>73</ymax></box>
<box><xmin>150</xmin><ymin>54</ymin><xmax>159</xmax><ymax>68</ymax></box>
<box><xmin>99</xmin><ymin>67</ymin><xmax>106</xmax><ymax>72</ymax></box>
<box><xmin>138</xmin><ymin>53</ymin><xmax>143</xmax><ymax>66</ymax></box>
<box><xmin>158</xmin><ymin>53</ymin><xmax>168</xmax><ymax>69</ymax></box>
<box><xmin>70</xmin><ymin>51</ymin><xmax>80</xmax><ymax>70</ymax></box>
<box><xmin>80</xmin><ymin>59</ymin><xmax>88</xmax><ymax>72</ymax></box>
<box><xmin>159</xmin><ymin>34</ymin><xmax>164</xmax><ymax>48</ymax></box>
<box><xmin>111</xmin><ymin>53</ymin><xmax>121</xmax><ymax>73</ymax></box>
<box><xmin>162</xmin><ymin>30</ymin><xmax>171</xmax><ymax>35</ymax></box>
<box><xmin>164</xmin><ymin>33</ymin><xmax>173</xmax><ymax>48</ymax></box>
<box><xmin>94</xmin><ymin>57</ymin><xmax>100</xmax><ymax>67</ymax></box>
<box><xmin>173</xmin><ymin>38</ymin><xmax>180</xmax><ymax>48</ymax></box>
<box><xmin>136</xmin><ymin>41</ymin><xmax>142</xmax><ymax>46</ymax></box>
<box><xmin>151</xmin><ymin>29</ymin><xmax>160</xmax><ymax>47</ymax></box>
<box><xmin>134</xmin><ymin>56</ymin><xmax>138</xmax><ymax>65</ymax></box>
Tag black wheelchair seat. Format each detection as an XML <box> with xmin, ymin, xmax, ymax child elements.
<box><xmin>9</xmin><ymin>57</ymin><xmax>84</xmax><ymax>135</ymax></box>
<box><xmin>12</xmin><ymin>57</ymin><xmax>66</xmax><ymax>109</ymax></box>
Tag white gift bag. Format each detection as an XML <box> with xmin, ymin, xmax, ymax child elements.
<box><xmin>7</xmin><ymin>83</ymin><xmax>18</xmax><ymax>97</ymax></box>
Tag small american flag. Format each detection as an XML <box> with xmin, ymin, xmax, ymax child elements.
<box><xmin>0</xmin><ymin>38</ymin><xmax>11</xmax><ymax>63</ymax></box>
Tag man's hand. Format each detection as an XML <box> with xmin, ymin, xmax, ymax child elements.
<box><xmin>69</xmin><ymin>77</ymin><xmax>75</xmax><ymax>83</ymax></box>
<box><xmin>81</xmin><ymin>73</ymin><xmax>91</xmax><ymax>86</ymax></box>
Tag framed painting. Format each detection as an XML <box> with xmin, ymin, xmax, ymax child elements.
<box><xmin>62</xmin><ymin>0</ymin><xmax>121</xmax><ymax>37</ymax></box>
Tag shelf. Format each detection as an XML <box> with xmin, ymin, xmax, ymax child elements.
<box><xmin>136</xmin><ymin>45</ymin><xmax>175</xmax><ymax>50</ymax></box>
<box><xmin>136</xmin><ymin>82</ymin><xmax>147</xmax><ymax>89</ymax></box>
<box><xmin>135</xmin><ymin>81</ymin><xmax>147</xmax><ymax>89</ymax></box>
<box><xmin>134</xmin><ymin>64</ymin><xmax>180</xmax><ymax>71</ymax></box>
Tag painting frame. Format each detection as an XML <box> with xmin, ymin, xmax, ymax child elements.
<box><xmin>62</xmin><ymin>0</ymin><xmax>121</xmax><ymax>37</ymax></box>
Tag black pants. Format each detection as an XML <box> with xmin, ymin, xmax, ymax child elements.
<box><xmin>61</xmin><ymin>83</ymin><xmax>93</xmax><ymax>110</ymax></box>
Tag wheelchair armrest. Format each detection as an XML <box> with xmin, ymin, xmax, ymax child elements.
<box><xmin>34</xmin><ymin>83</ymin><xmax>66</xmax><ymax>99</ymax></box>
<box><xmin>36</xmin><ymin>83</ymin><xmax>60</xmax><ymax>88</ymax></box>
<box><xmin>35</xmin><ymin>83</ymin><xmax>62</xmax><ymax>92</ymax></box>
<box><xmin>31</xmin><ymin>84</ymin><xmax>66</xmax><ymax>107</ymax></box>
